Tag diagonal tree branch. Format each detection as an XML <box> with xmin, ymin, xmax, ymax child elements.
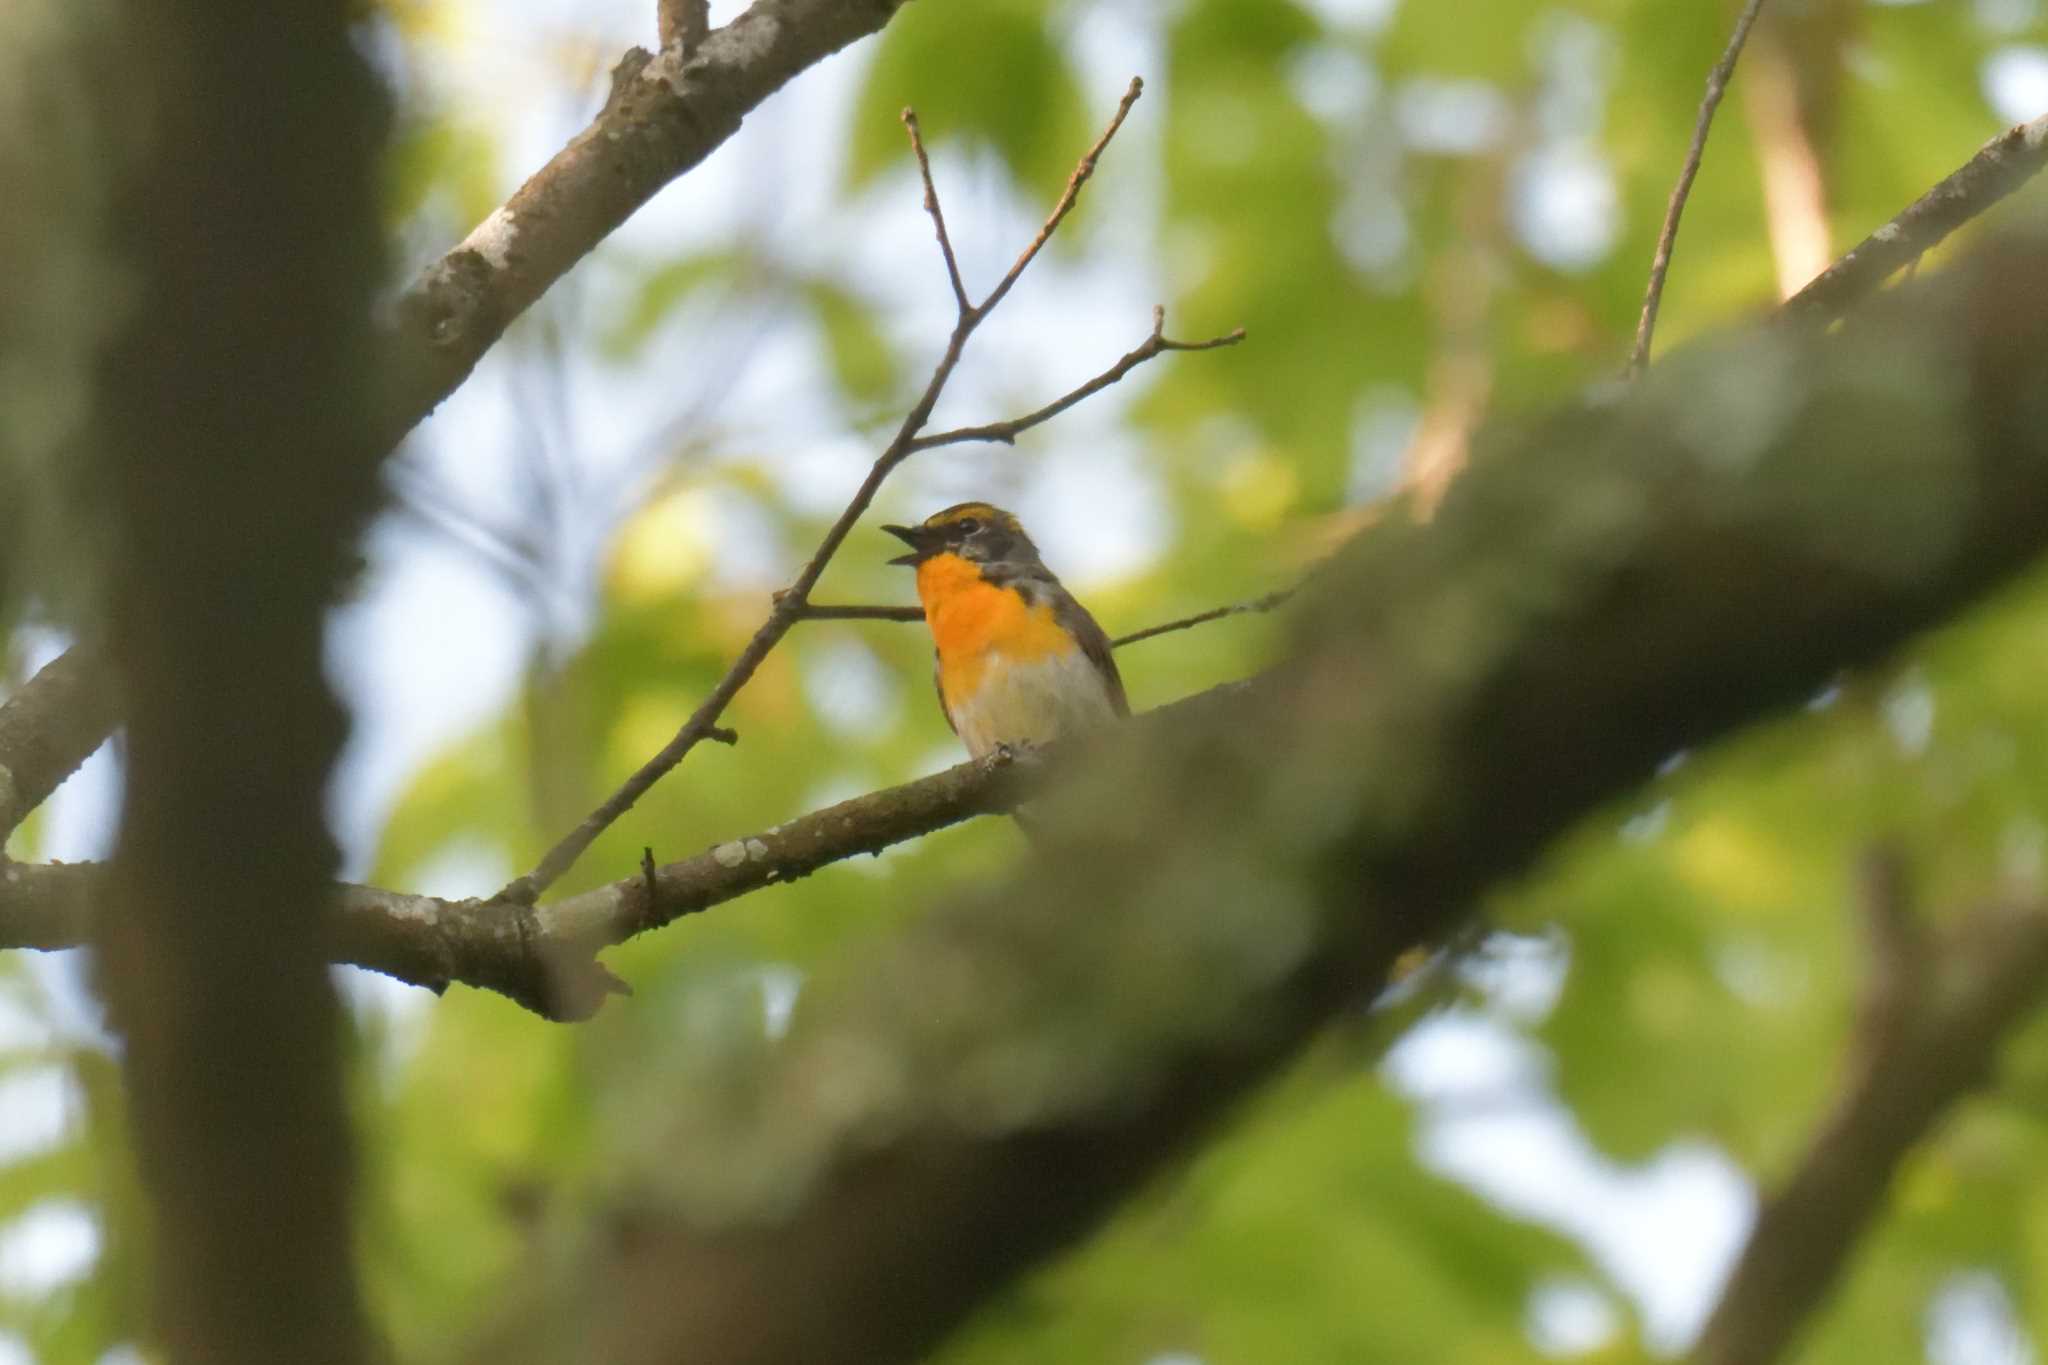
<box><xmin>0</xmin><ymin>738</ymin><xmax>1064</xmax><ymax>1020</ymax></box>
<box><xmin>1108</xmin><ymin>587</ymin><xmax>1294</xmax><ymax>648</ymax></box>
<box><xmin>1782</xmin><ymin>111</ymin><xmax>2048</xmax><ymax>326</ymax></box>
<box><xmin>378</xmin><ymin>0</ymin><xmax>914</xmax><ymax>448</ymax></box>
<box><xmin>1690</xmin><ymin>862</ymin><xmax>2048</xmax><ymax>1365</ymax></box>
<box><xmin>0</xmin><ymin>644</ymin><xmax>117</xmax><ymax>843</ymax></box>
<box><xmin>0</xmin><ymin>682</ymin><xmax>1263</xmax><ymax>1021</ymax></box>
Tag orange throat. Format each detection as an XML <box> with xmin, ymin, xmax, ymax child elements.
<box><xmin>914</xmin><ymin>553</ymin><xmax>1078</xmax><ymax>713</ymax></box>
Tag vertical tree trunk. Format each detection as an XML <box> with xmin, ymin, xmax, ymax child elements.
<box><xmin>85</xmin><ymin>4</ymin><xmax>387</xmax><ymax>1360</ymax></box>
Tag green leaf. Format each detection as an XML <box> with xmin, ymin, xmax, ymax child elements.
<box><xmin>804</xmin><ymin>278</ymin><xmax>900</xmax><ymax>408</ymax></box>
<box><xmin>847</xmin><ymin>0</ymin><xmax>1090</xmax><ymax>195</ymax></box>
<box><xmin>604</xmin><ymin>250</ymin><xmax>750</xmax><ymax>359</ymax></box>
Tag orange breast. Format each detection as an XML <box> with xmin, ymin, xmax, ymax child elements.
<box><xmin>915</xmin><ymin>553</ymin><xmax>1077</xmax><ymax>713</ymax></box>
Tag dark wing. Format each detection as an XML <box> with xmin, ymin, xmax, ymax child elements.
<box><xmin>1052</xmin><ymin>590</ymin><xmax>1129</xmax><ymax>719</ymax></box>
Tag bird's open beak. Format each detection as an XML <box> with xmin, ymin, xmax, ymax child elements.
<box><xmin>881</xmin><ymin>523</ymin><xmax>928</xmax><ymax>566</ymax></box>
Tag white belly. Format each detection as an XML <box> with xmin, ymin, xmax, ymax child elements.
<box><xmin>948</xmin><ymin>648</ymin><xmax>1121</xmax><ymax>758</ymax></box>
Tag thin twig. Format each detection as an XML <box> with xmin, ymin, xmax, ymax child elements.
<box><xmin>908</xmin><ymin>307</ymin><xmax>1244</xmax><ymax>452</ymax></box>
<box><xmin>501</xmin><ymin>80</ymin><xmax>1173</xmax><ymax>905</ymax></box>
<box><xmin>1110</xmin><ymin>588</ymin><xmax>1293</xmax><ymax>648</ymax></box>
<box><xmin>1627</xmin><ymin>0</ymin><xmax>1769</xmax><ymax>379</ymax></box>
<box><xmin>1690</xmin><ymin>878</ymin><xmax>2048</xmax><ymax>1365</ymax></box>
<box><xmin>791</xmin><ymin>604</ymin><xmax>928</xmax><ymax>624</ymax></box>
<box><xmin>979</xmin><ymin>76</ymin><xmax>1145</xmax><ymax>321</ymax></box>
<box><xmin>0</xmin><ymin>644</ymin><xmax>119</xmax><ymax>843</ymax></box>
<box><xmin>1781</xmin><ymin>112</ymin><xmax>2048</xmax><ymax>326</ymax></box>
<box><xmin>902</xmin><ymin>110</ymin><xmax>971</xmax><ymax>318</ymax></box>
<box><xmin>1852</xmin><ymin>843</ymin><xmax>1924</xmax><ymax>1052</ymax></box>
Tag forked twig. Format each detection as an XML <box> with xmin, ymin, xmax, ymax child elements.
<box><xmin>500</xmin><ymin>76</ymin><xmax>1240</xmax><ymax>906</ymax></box>
<box><xmin>1627</xmin><ymin>0</ymin><xmax>1769</xmax><ymax>378</ymax></box>
<box><xmin>976</xmin><ymin>78</ymin><xmax>1145</xmax><ymax>323</ymax></box>
<box><xmin>908</xmin><ymin>308</ymin><xmax>1243</xmax><ymax>452</ymax></box>
<box><xmin>902</xmin><ymin>110</ymin><xmax>971</xmax><ymax>317</ymax></box>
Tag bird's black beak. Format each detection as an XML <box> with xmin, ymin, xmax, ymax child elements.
<box><xmin>881</xmin><ymin>523</ymin><xmax>928</xmax><ymax>566</ymax></box>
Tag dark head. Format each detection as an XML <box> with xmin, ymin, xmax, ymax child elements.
<box><xmin>881</xmin><ymin>502</ymin><xmax>1041</xmax><ymax>567</ymax></box>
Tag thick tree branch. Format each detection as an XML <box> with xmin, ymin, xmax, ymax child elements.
<box><xmin>1691</xmin><ymin>872</ymin><xmax>2048</xmax><ymax>1365</ymax></box>
<box><xmin>453</xmin><ymin>234</ymin><xmax>2048</xmax><ymax>1365</ymax></box>
<box><xmin>1628</xmin><ymin>0</ymin><xmax>1769</xmax><ymax>377</ymax></box>
<box><xmin>380</xmin><ymin>0</ymin><xmax>913</xmax><ymax>446</ymax></box>
<box><xmin>0</xmin><ymin>744</ymin><xmax>1050</xmax><ymax>1019</ymax></box>
<box><xmin>0</xmin><ymin>644</ymin><xmax>117</xmax><ymax>843</ymax></box>
<box><xmin>1782</xmin><ymin>112</ymin><xmax>2048</xmax><ymax>326</ymax></box>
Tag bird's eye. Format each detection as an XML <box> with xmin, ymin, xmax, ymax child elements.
<box><xmin>955</xmin><ymin>518</ymin><xmax>981</xmax><ymax>535</ymax></box>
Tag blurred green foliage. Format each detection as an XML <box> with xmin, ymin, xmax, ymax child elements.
<box><xmin>9</xmin><ymin>0</ymin><xmax>2048</xmax><ymax>1359</ymax></box>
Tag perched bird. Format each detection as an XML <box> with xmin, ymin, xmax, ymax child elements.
<box><xmin>882</xmin><ymin>502</ymin><xmax>1127</xmax><ymax>760</ymax></box>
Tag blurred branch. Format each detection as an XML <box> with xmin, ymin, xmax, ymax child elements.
<box><xmin>85</xmin><ymin>0</ymin><xmax>385</xmax><ymax>1358</ymax></box>
<box><xmin>0</xmin><ymin>644</ymin><xmax>117</xmax><ymax>843</ymax></box>
<box><xmin>1628</xmin><ymin>0</ymin><xmax>1769</xmax><ymax>378</ymax></box>
<box><xmin>451</xmin><ymin>236</ymin><xmax>2048</xmax><ymax>1365</ymax></box>
<box><xmin>503</xmin><ymin>78</ymin><xmax>1241</xmax><ymax>905</ymax></box>
<box><xmin>1691</xmin><ymin>857</ymin><xmax>2048</xmax><ymax>1365</ymax></box>
<box><xmin>1782</xmin><ymin>112</ymin><xmax>2048</xmax><ymax>326</ymax></box>
<box><xmin>380</xmin><ymin>0</ymin><xmax>915</xmax><ymax>451</ymax></box>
